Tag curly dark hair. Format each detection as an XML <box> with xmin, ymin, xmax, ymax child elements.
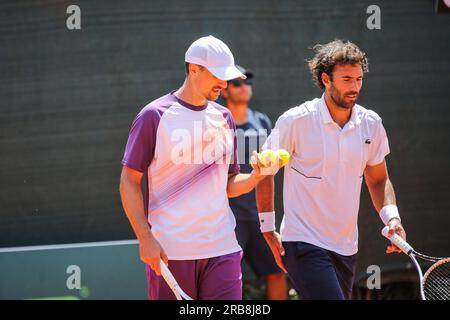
<box><xmin>307</xmin><ymin>40</ymin><xmax>369</xmax><ymax>89</ymax></box>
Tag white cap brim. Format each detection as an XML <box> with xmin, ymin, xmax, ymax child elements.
<box><xmin>207</xmin><ymin>65</ymin><xmax>247</xmax><ymax>81</ymax></box>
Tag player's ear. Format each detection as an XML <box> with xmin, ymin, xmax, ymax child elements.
<box><xmin>189</xmin><ymin>63</ymin><xmax>201</xmax><ymax>76</ymax></box>
<box><xmin>321</xmin><ymin>72</ymin><xmax>331</xmax><ymax>88</ymax></box>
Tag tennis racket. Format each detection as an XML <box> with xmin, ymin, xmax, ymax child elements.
<box><xmin>160</xmin><ymin>260</ymin><xmax>193</xmax><ymax>300</ymax></box>
<box><xmin>381</xmin><ymin>226</ymin><xmax>450</xmax><ymax>300</ymax></box>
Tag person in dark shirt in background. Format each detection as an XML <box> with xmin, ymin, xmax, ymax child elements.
<box><xmin>222</xmin><ymin>66</ymin><xmax>287</xmax><ymax>300</ymax></box>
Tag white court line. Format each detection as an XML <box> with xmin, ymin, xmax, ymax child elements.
<box><xmin>0</xmin><ymin>239</ymin><xmax>139</xmax><ymax>253</ymax></box>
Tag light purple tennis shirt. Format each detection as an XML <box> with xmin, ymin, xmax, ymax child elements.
<box><xmin>121</xmin><ymin>91</ymin><xmax>242</xmax><ymax>260</ymax></box>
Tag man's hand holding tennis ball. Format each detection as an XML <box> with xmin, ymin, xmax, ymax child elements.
<box><xmin>250</xmin><ymin>149</ymin><xmax>290</xmax><ymax>177</ymax></box>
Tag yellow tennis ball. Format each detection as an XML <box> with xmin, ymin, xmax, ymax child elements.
<box><xmin>277</xmin><ymin>149</ymin><xmax>290</xmax><ymax>166</ymax></box>
<box><xmin>258</xmin><ymin>149</ymin><xmax>278</xmax><ymax>167</ymax></box>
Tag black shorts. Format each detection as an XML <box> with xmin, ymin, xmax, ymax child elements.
<box><xmin>235</xmin><ymin>219</ymin><xmax>283</xmax><ymax>278</ymax></box>
<box><xmin>282</xmin><ymin>241</ymin><xmax>357</xmax><ymax>300</ymax></box>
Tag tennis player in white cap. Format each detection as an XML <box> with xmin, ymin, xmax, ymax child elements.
<box><xmin>120</xmin><ymin>35</ymin><xmax>268</xmax><ymax>299</ymax></box>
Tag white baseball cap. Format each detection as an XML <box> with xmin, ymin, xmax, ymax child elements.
<box><xmin>185</xmin><ymin>35</ymin><xmax>246</xmax><ymax>81</ymax></box>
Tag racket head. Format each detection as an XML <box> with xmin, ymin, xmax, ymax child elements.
<box><xmin>423</xmin><ymin>258</ymin><xmax>450</xmax><ymax>300</ymax></box>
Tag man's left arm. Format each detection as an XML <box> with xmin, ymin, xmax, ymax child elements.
<box><xmin>227</xmin><ymin>172</ymin><xmax>262</xmax><ymax>198</ymax></box>
<box><xmin>227</xmin><ymin>151</ymin><xmax>280</xmax><ymax>198</ymax></box>
<box><xmin>364</xmin><ymin>160</ymin><xmax>406</xmax><ymax>253</ymax></box>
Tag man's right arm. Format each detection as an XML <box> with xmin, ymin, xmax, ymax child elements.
<box><xmin>255</xmin><ymin>108</ymin><xmax>296</xmax><ymax>273</ymax></box>
<box><xmin>256</xmin><ymin>176</ymin><xmax>287</xmax><ymax>272</ymax></box>
<box><xmin>119</xmin><ymin>165</ymin><xmax>168</xmax><ymax>275</ymax></box>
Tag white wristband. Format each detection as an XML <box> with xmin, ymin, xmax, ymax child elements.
<box><xmin>258</xmin><ymin>211</ymin><xmax>276</xmax><ymax>232</ymax></box>
<box><xmin>379</xmin><ymin>205</ymin><xmax>401</xmax><ymax>225</ymax></box>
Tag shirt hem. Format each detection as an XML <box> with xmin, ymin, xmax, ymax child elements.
<box><xmin>281</xmin><ymin>235</ymin><xmax>358</xmax><ymax>256</ymax></box>
<box><xmin>166</xmin><ymin>246</ymin><xmax>242</xmax><ymax>261</ymax></box>
<box><xmin>121</xmin><ymin>160</ymin><xmax>145</xmax><ymax>173</ymax></box>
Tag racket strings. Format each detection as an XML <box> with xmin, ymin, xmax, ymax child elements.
<box><xmin>423</xmin><ymin>260</ymin><xmax>450</xmax><ymax>300</ymax></box>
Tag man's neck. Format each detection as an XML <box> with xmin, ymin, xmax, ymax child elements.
<box><xmin>174</xmin><ymin>80</ymin><xmax>207</xmax><ymax>107</ymax></box>
<box><xmin>324</xmin><ymin>92</ymin><xmax>352</xmax><ymax>129</ymax></box>
<box><xmin>227</xmin><ymin>102</ymin><xmax>248</xmax><ymax>125</ymax></box>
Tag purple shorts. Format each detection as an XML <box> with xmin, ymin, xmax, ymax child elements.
<box><xmin>146</xmin><ymin>250</ymin><xmax>243</xmax><ymax>300</ymax></box>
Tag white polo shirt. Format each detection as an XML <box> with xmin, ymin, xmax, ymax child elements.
<box><xmin>263</xmin><ymin>95</ymin><xmax>390</xmax><ymax>256</ymax></box>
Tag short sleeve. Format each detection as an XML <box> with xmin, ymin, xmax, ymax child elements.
<box><xmin>367</xmin><ymin>120</ymin><xmax>390</xmax><ymax>166</ymax></box>
<box><xmin>121</xmin><ymin>109</ymin><xmax>159</xmax><ymax>172</ymax></box>
<box><xmin>262</xmin><ymin>110</ymin><xmax>294</xmax><ymax>154</ymax></box>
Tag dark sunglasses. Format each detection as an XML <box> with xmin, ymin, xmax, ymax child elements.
<box><xmin>228</xmin><ymin>78</ymin><xmax>253</xmax><ymax>87</ymax></box>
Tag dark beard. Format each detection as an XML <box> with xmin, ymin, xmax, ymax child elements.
<box><xmin>330</xmin><ymin>85</ymin><xmax>357</xmax><ymax>109</ymax></box>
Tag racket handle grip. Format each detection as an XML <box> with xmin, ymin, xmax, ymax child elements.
<box><xmin>160</xmin><ymin>261</ymin><xmax>178</xmax><ymax>289</ymax></box>
<box><xmin>381</xmin><ymin>226</ymin><xmax>413</xmax><ymax>254</ymax></box>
